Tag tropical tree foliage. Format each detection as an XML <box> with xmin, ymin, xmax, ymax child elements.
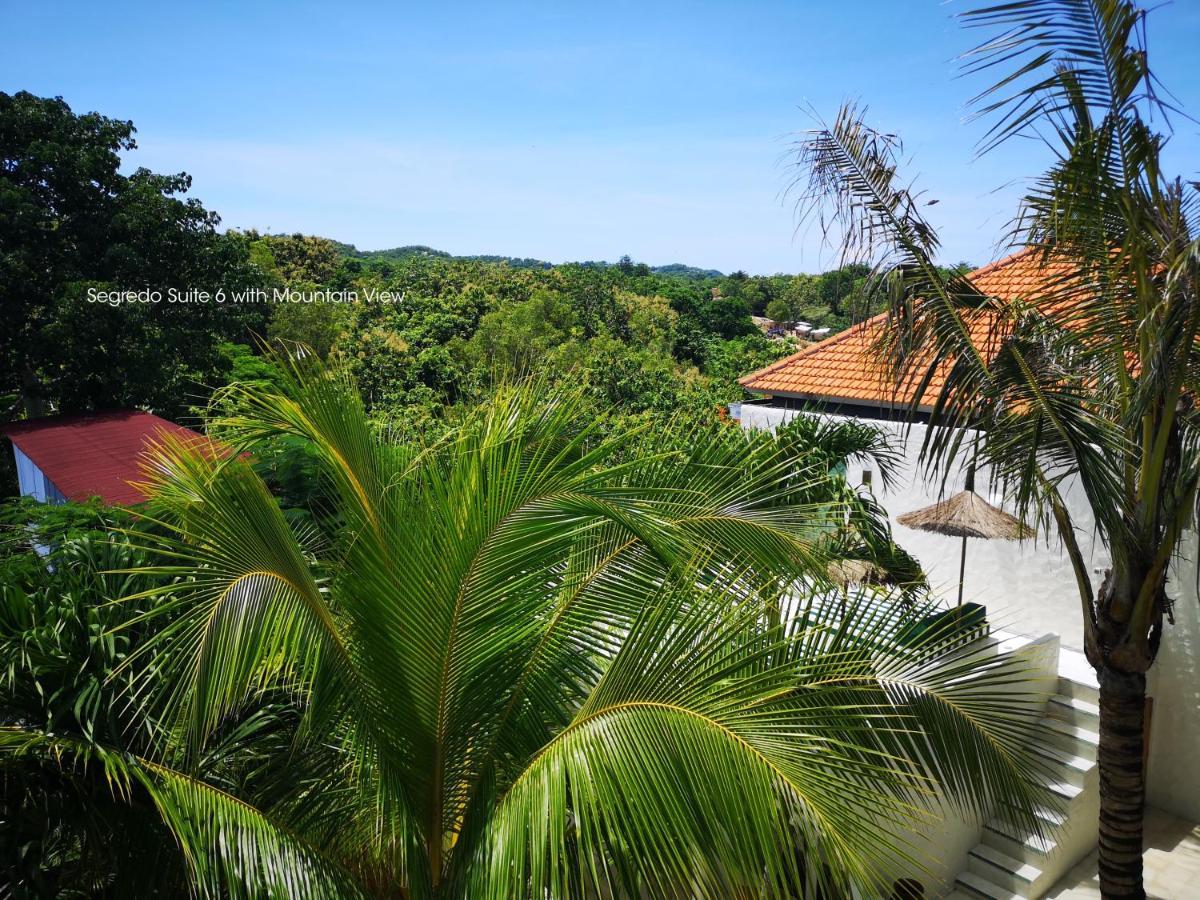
<box><xmin>0</xmin><ymin>513</ymin><xmax>350</xmax><ymax>897</ymax></box>
<box><xmin>2</xmin><ymin>90</ymin><xmax>901</xmax><ymax>447</ymax></box>
<box><xmin>788</xmin><ymin>2</ymin><xmax>1199</xmax><ymax>896</ymax></box>
<box><xmin>1</xmin><ymin>353</ymin><xmax>1056</xmax><ymax>898</ymax></box>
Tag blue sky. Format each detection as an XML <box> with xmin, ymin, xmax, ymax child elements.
<box><xmin>5</xmin><ymin>1</ymin><xmax>1199</xmax><ymax>274</ymax></box>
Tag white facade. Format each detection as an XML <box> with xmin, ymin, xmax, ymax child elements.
<box><xmin>739</xmin><ymin>403</ymin><xmax>1104</xmax><ymax>647</ymax></box>
<box><xmin>739</xmin><ymin>402</ymin><xmax>1200</xmax><ymax>823</ymax></box>
<box><xmin>1148</xmin><ymin>530</ymin><xmax>1200</xmax><ymax>822</ymax></box>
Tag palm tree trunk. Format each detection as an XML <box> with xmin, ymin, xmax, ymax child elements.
<box><xmin>1096</xmin><ymin>664</ymin><xmax>1147</xmax><ymax>900</ymax></box>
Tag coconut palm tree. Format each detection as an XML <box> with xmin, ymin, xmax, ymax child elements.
<box><xmin>2</xmin><ymin>357</ymin><xmax>1055</xmax><ymax>898</ymax></box>
<box><xmin>787</xmin><ymin>2</ymin><xmax>1199</xmax><ymax>896</ymax></box>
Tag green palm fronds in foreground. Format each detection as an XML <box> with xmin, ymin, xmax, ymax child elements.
<box><xmin>3</xmin><ymin>356</ymin><xmax>1054</xmax><ymax>898</ymax></box>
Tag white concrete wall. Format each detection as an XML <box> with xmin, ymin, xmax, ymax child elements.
<box><xmin>740</xmin><ymin>403</ymin><xmax>1200</xmax><ymax>826</ymax></box>
<box><xmin>14</xmin><ymin>446</ymin><xmax>49</xmax><ymax>502</ymax></box>
<box><xmin>739</xmin><ymin>404</ymin><xmax>1107</xmax><ymax>650</ymax></box>
<box><xmin>1147</xmin><ymin>530</ymin><xmax>1200</xmax><ymax>822</ymax></box>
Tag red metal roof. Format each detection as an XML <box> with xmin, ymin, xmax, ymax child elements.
<box><xmin>1</xmin><ymin>410</ymin><xmax>209</xmax><ymax>506</ymax></box>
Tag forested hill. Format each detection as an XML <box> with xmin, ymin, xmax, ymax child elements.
<box><xmin>336</xmin><ymin>243</ymin><xmax>724</xmax><ymax>279</ymax></box>
<box><xmin>323</xmin><ymin>238</ymin><xmax>883</xmax><ymax>326</ymax></box>
<box><xmin>245</xmin><ymin>232</ymin><xmax>831</xmax><ymax>422</ymax></box>
<box><xmin>2</xmin><ymin>90</ymin><xmax>950</xmax><ymax>480</ymax></box>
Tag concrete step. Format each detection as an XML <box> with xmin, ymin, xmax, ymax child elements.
<box><xmin>954</xmin><ymin>869</ymin><xmax>1028</xmax><ymax>899</ymax></box>
<box><xmin>1046</xmin><ymin>693</ymin><xmax>1100</xmax><ymax>728</ymax></box>
<box><xmin>1056</xmin><ymin>674</ymin><xmax>1099</xmax><ymax>706</ymax></box>
<box><xmin>1039</xmin><ymin>775</ymin><xmax>1086</xmax><ymax>803</ymax></box>
<box><xmin>1034</xmin><ymin>735</ymin><xmax>1097</xmax><ymax>767</ymax></box>
<box><xmin>996</xmin><ymin>801</ymin><xmax>1069</xmax><ymax>829</ymax></box>
<box><xmin>982</xmin><ymin>818</ymin><xmax>1058</xmax><ymax>864</ymax></box>
<box><xmin>967</xmin><ymin>843</ymin><xmax>1043</xmax><ymax>894</ymax></box>
<box><xmin>993</xmin><ymin>806</ymin><xmax>1070</xmax><ymax>849</ymax></box>
<box><xmin>1030</xmin><ymin>741</ymin><xmax>1096</xmax><ymax>787</ymax></box>
<box><xmin>1037</xmin><ymin>714</ymin><xmax>1100</xmax><ymax>753</ymax></box>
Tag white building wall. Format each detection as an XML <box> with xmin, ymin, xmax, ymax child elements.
<box><xmin>739</xmin><ymin>403</ymin><xmax>1106</xmax><ymax>648</ymax></box>
<box><xmin>740</xmin><ymin>402</ymin><xmax>1200</xmax><ymax>823</ymax></box>
<box><xmin>14</xmin><ymin>446</ymin><xmax>50</xmax><ymax>502</ymax></box>
<box><xmin>13</xmin><ymin>446</ymin><xmax>66</xmax><ymax>504</ymax></box>
<box><xmin>1146</xmin><ymin>531</ymin><xmax>1200</xmax><ymax>822</ymax></box>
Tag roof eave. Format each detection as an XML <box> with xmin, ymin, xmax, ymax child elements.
<box><xmin>744</xmin><ymin>388</ymin><xmax>935</xmax><ymax>415</ymax></box>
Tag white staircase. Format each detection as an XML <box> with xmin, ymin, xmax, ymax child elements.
<box><xmin>946</xmin><ymin>670</ymin><xmax>1101</xmax><ymax>899</ymax></box>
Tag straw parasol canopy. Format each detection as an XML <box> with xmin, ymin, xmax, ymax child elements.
<box><xmin>896</xmin><ymin>489</ymin><xmax>1031</xmax><ymax>541</ymax></box>
<box><xmin>826</xmin><ymin>558</ymin><xmax>885</xmax><ymax>586</ymax></box>
<box><xmin>896</xmin><ymin>471</ymin><xmax>1031</xmax><ymax>607</ymax></box>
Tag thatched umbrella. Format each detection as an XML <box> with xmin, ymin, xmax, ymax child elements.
<box><xmin>824</xmin><ymin>558</ymin><xmax>887</xmax><ymax>618</ymax></box>
<box><xmin>896</xmin><ymin>470</ymin><xmax>1031</xmax><ymax>607</ymax></box>
<box><xmin>826</xmin><ymin>558</ymin><xmax>885</xmax><ymax>586</ymax></box>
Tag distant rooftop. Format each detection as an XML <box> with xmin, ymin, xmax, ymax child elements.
<box><xmin>1</xmin><ymin>410</ymin><xmax>207</xmax><ymax>506</ymax></box>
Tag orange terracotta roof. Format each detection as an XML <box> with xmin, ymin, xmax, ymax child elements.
<box><xmin>739</xmin><ymin>248</ymin><xmax>1076</xmax><ymax>409</ymax></box>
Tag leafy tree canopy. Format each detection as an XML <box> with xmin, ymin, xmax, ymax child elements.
<box><xmin>0</xmin><ymin>91</ymin><xmax>270</xmax><ymax>420</ymax></box>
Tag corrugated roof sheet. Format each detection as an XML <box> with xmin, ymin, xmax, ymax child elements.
<box><xmin>1</xmin><ymin>410</ymin><xmax>208</xmax><ymax>506</ymax></box>
<box><xmin>739</xmin><ymin>248</ymin><xmax>1075</xmax><ymax>408</ymax></box>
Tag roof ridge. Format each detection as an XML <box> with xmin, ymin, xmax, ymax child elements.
<box><xmin>742</xmin><ymin>247</ymin><xmax>1031</xmax><ymax>387</ymax></box>
<box><xmin>0</xmin><ymin>409</ymin><xmax>151</xmax><ymax>436</ymax></box>
<box><xmin>738</xmin><ymin>313</ymin><xmax>888</xmax><ymax>386</ymax></box>
<box><xmin>739</xmin><ymin>246</ymin><xmax>1073</xmax><ymax>408</ymax></box>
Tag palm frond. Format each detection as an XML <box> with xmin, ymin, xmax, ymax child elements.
<box><xmin>0</xmin><ymin>727</ymin><xmax>364</xmax><ymax>900</ymax></box>
<box><xmin>113</xmin><ymin>355</ymin><xmax>1061</xmax><ymax>897</ymax></box>
<box><xmin>960</xmin><ymin>0</ymin><xmax>1163</xmax><ymax>154</ymax></box>
<box><xmin>473</xmin><ymin>573</ymin><xmax>1055</xmax><ymax>899</ymax></box>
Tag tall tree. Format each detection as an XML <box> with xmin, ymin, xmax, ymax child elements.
<box><xmin>0</xmin><ymin>91</ymin><xmax>268</xmax><ymax>420</ymax></box>
<box><xmin>789</xmin><ymin>3</ymin><xmax>1199</xmax><ymax>896</ymax></box>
